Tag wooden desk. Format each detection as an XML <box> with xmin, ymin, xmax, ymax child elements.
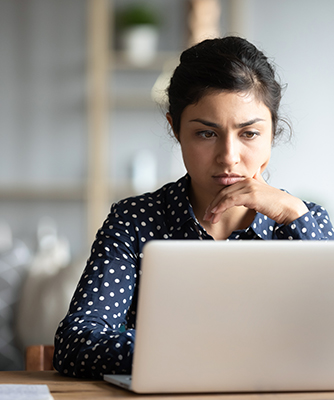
<box><xmin>1</xmin><ymin>371</ymin><xmax>334</xmax><ymax>400</ymax></box>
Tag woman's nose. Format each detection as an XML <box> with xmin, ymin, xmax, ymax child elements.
<box><xmin>216</xmin><ymin>137</ymin><xmax>240</xmax><ymax>166</ymax></box>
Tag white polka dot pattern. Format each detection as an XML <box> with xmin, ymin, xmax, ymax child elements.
<box><xmin>53</xmin><ymin>175</ymin><xmax>334</xmax><ymax>378</ymax></box>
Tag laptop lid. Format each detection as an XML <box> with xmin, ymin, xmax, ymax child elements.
<box><xmin>107</xmin><ymin>240</ymin><xmax>334</xmax><ymax>394</ymax></box>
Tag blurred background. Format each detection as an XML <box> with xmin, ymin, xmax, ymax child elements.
<box><xmin>0</xmin><ymin>0</ymin><xmax>333</xmax><ymax>370</ymax></box>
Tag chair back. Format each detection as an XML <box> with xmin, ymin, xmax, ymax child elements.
<box><xmin>25</xmin><ymin>345</ymin><xmax>54</xmax><ymax>371</ymax></box>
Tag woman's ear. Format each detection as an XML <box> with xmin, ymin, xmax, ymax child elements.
<box><xmin>166</xmin><ymin>112</ymin><xmax>179</xmax><ymax>141</ymax></box>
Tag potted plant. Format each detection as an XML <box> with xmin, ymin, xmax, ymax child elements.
<box><xmin>116</xmin><ymin>3</ymin><xmax>161</xmax><ymax>66</ymax></box>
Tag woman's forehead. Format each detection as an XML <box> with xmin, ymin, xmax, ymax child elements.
<box><xmin>182</xmin><ymin>90</ymin><xmax>272</xmax><ymax>120</ymax></box>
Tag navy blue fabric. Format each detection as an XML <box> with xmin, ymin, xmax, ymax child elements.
<box><xmin>54</xmin><ymin>174</ymin><xmax>334</xmax><ymax>378</ymax></box>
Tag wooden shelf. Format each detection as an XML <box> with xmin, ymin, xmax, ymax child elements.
<box><xmin>0</xmin><ymin>184</ymin><xmax>87</xmax><ymax>201</ymax></box>
<box><xmin>111</xmin><ymin>51</ymin><xmax>179</xmax><ymax>72</ymax></box>
<box><xmin>113</xmin><ymin>92</ymin><xmax>157</xmax><ymax>109</ymax></box>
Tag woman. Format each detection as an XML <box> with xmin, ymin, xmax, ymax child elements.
<box><xmin>54</xmin><ymin>36</ymin><xmax>334</xmax><ymax>378</ymax></box>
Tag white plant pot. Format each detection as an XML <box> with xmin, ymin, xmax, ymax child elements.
<box><xmin>122</xmin><ymin>25</ymin><xmax>159</xmax><ymax>66</ymax></box>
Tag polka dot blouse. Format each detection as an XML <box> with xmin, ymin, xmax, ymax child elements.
<box><xmin>54</xmin><ymin>174</ymin><xmax>334</xmax><ymax>378</ymax></box>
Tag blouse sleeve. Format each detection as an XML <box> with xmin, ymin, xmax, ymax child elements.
<box><xmin>53</xmin><ymin>202</ymin><xmax>140</xmax><ymax>379</ymax></box>
<box><xmin>274</xmin><ymin>202</ymin><xmax>334</xmax><ymax>240</ymax></box>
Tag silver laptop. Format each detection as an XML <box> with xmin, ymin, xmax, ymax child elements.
<box><xmin>104</xmin><ymin>240</ymin><xmax>334</xmax><ymax>394</ymax></box>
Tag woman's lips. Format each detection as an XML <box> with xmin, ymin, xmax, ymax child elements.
<box><xmin>212</xmin><ymin>174</ymin><xmax>244</xmax><ymax>186</ymax></box>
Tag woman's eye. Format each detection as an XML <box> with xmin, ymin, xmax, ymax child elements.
<box><xmin>197</xmin><ymin>130</ymin><xmax>216</xmax><ymax>138</ymax></box>
<box><xmin>242</xmin><ymin>131</ymin><xmax>259</xmax><ymax>139</ymax></box>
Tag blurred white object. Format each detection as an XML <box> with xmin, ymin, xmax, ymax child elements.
<box><xmin>151</xmin><ymin>57</ymin><xmax>178</xmax><ymax>106</ymax></box>
<box><xmin>132</xmin><ymin>149</ymin><xmax>158</xmax><ymax>194</ymax></box>
<box><xmin>122</xmin><ymin>25</ymin><xmax>159</xmax><ymax>66</ymax></box>
<box><xmin>37</xmin><ymin>216</ymin><xmax>58</xmax><ymax>251</ymax></box>
<box><xmin>15</xmin><ymin>217</ymin><xmax>85</xmax><ymax>349</ymax></box>
<box><xmin>30</xmin><ymin>216</ymin><xmax>70</xmax><ymax>276</ymax></box>
<box><xmin>0</xmin><ymin>237</ymin><xmax>31</xmax><ymax>370</ymax></box>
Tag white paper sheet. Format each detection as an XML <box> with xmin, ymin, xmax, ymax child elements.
<box><xmin>0</xmin><ymin>384</ymin><xmax>53</xmax><ymax>400</ymax></box>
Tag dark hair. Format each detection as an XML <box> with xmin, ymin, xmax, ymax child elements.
<box><xmin>167</xmin><ymin>36</ymin><xmax>286</xmax><ymax>141</ymax></box>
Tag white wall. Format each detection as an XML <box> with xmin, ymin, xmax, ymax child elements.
<box><xmin>238</xmin><ymin>0</ymin><xmax>334</xmax><ymax>217</ymax></box>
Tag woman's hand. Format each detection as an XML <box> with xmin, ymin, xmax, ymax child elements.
<box><xmin>203</xmin><ymin>169</ymin><xmax>309</xmax><ymax>226</ymax></box>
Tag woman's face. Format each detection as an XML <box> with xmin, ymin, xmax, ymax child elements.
<box><xmin>168</xmin><ymin>91</ymin><xmax>273</xmax><ymax>205</ymax></box>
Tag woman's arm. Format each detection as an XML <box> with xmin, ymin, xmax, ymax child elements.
<box><xmin>53</xmin><ymin>203</ymin><xmax>140</xmax><ymax>378</ymax></box>
<box><xmin>203</xmin><ymin>171</ymin><xmax>334</xmax><ymax>240</ymax></box>
<box><xmin>272</xmin><ymin>202</ymin><xmax>334</xmax><ymax>240</ymax></box>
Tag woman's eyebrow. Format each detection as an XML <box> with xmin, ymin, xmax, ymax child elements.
<box><xmin>189</xmin><ymin>118</ymin><xmax>220</xmax><ymax>128</ymax></box>
<box><xmin>235</xmin><ymin>118</ymin><xmax>266</xmax><ymax>128</ymax></box>
<box><xmin>189</xmin><ymin>117</ymin><xmax>266</xmax><ymax>129</ymax></box>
